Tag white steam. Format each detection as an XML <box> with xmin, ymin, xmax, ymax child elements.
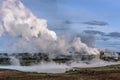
<box><xmin>0</xmin><ymin>0</ymin><xmax>57</xmax><ymax>40</ymax></box>
<box><xmin>0</xmin><ymin>25</ymin><xmax>3</xmax><ymax>37</ymax></box>
<box><xmin>0</xmin><ymin>0</ymin><xmax>120</xmax><ymax>74</ymax></box>
<box><xmin>10</xmin><ymin>56</ymin><xmax>20</xmax><ymax>66</ymax></box>
<box><xmin>0</xmin><ymin>61</ymin><xmax>119</xmax><ymax>73</ymax></box>
<box><xmin>0</xmin><ymin>0</ymin><xmax>57</xmax><ymax>53</ymax></box>
<box><xmin>71</xmin><ymin>37</ymin><xmax>99</xmax><ymax>55</ymax></box>
<box><xmin>0</xmin><ymin>0</ymin><xmax>100</xmax><ymax>55</ymax></box>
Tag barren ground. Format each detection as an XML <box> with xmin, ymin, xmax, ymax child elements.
<box><xmin>0</xmin><ymin>64</ymin><xmax>120</xmax><ymax>80</ymax></box>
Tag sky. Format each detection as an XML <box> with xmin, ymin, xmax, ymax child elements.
<box><xmin>0</xmin><ymin>0</ymin><xmax>120</xmax><ymax>52</ymax></box>
<box><xmin>21</xmin><ymin>0</ymin><xmax>120</xmax><ymax>30</ymax></box>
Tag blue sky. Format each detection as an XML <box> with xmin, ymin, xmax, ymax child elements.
<box><xmin>20</xmin><ymin>0</ymin><xmax>120</xmax><ymax>32</ymax></box>
<box><xmin>23</xmin><ymin>0</ymin><xmax>120</xmax><ymax>51</ymax></box>
<box><xmin>0</xmin><ymin>0</ymin><xmax>120</xmax><ymax>52</ymax></box>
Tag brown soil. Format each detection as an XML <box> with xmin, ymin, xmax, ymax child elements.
<box><xmin>0</xmin><ymin>65</ymin><xmax>120</xmax><ymax>80</ymax></box>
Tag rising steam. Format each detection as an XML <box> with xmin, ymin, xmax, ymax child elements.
<box><xmin>0</xmin><ymin>0</ymin><xmax>119</xmax><ymax>73</ymax></box>
<box><xmin>0</xmin><ymin>0</ymin><xmax>57</xmax><ymax>53</ymax></box>
<box><xmin>0</xmin><ymin>0</ymin><xmax>100</xmax><ymax>55</ymax></box>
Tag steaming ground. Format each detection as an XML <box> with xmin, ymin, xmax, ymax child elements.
<box><xmin>0</xmin><ymin>0</ymin><xmax>119</xmax><ymax>73</ymax></box>
<box><xmin>0</xmin><ymin>61</ymin><xmax>119</xmax><ymax>73</ymax></box>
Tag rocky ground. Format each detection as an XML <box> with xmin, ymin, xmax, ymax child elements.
<box><xmin>0</xmin><ymin>64</ymin><xmax>120</xmax><ymax>80</ymax></box>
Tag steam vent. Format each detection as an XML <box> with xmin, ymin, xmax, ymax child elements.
<box><xmin>0</xmin><ymin>1</ymin><xmax>120</xmax><ymax>79</ymax></box>
<box><xmin>0</xmin><ymin>52</ymin><xmax>120</xmax><ymax>66</ymax></box>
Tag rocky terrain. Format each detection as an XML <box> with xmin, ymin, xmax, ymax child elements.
<box><xmin>0</xmin><ymin>52</ymin><xmax>120</xmax><ymax>66</ymax></box>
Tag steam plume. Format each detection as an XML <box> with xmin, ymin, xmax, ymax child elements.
<box><xmin>0</xmin><ymin>0</ymin><xmax>57</xmax><ymax>53</ymax></box>
<box><xmin>0</xmin><ymin>0</ymin><xmax>99</xmax><ymax>55</ymax></box>
<box><xmin>0</xmin><ymin>0</ymin><xmax>119</xmax><ymax>74</ymax></box>
<box><xmin>71</xmin><ymin>37</ymin><xmax>99</xmax><ymax>55</ymax></box>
